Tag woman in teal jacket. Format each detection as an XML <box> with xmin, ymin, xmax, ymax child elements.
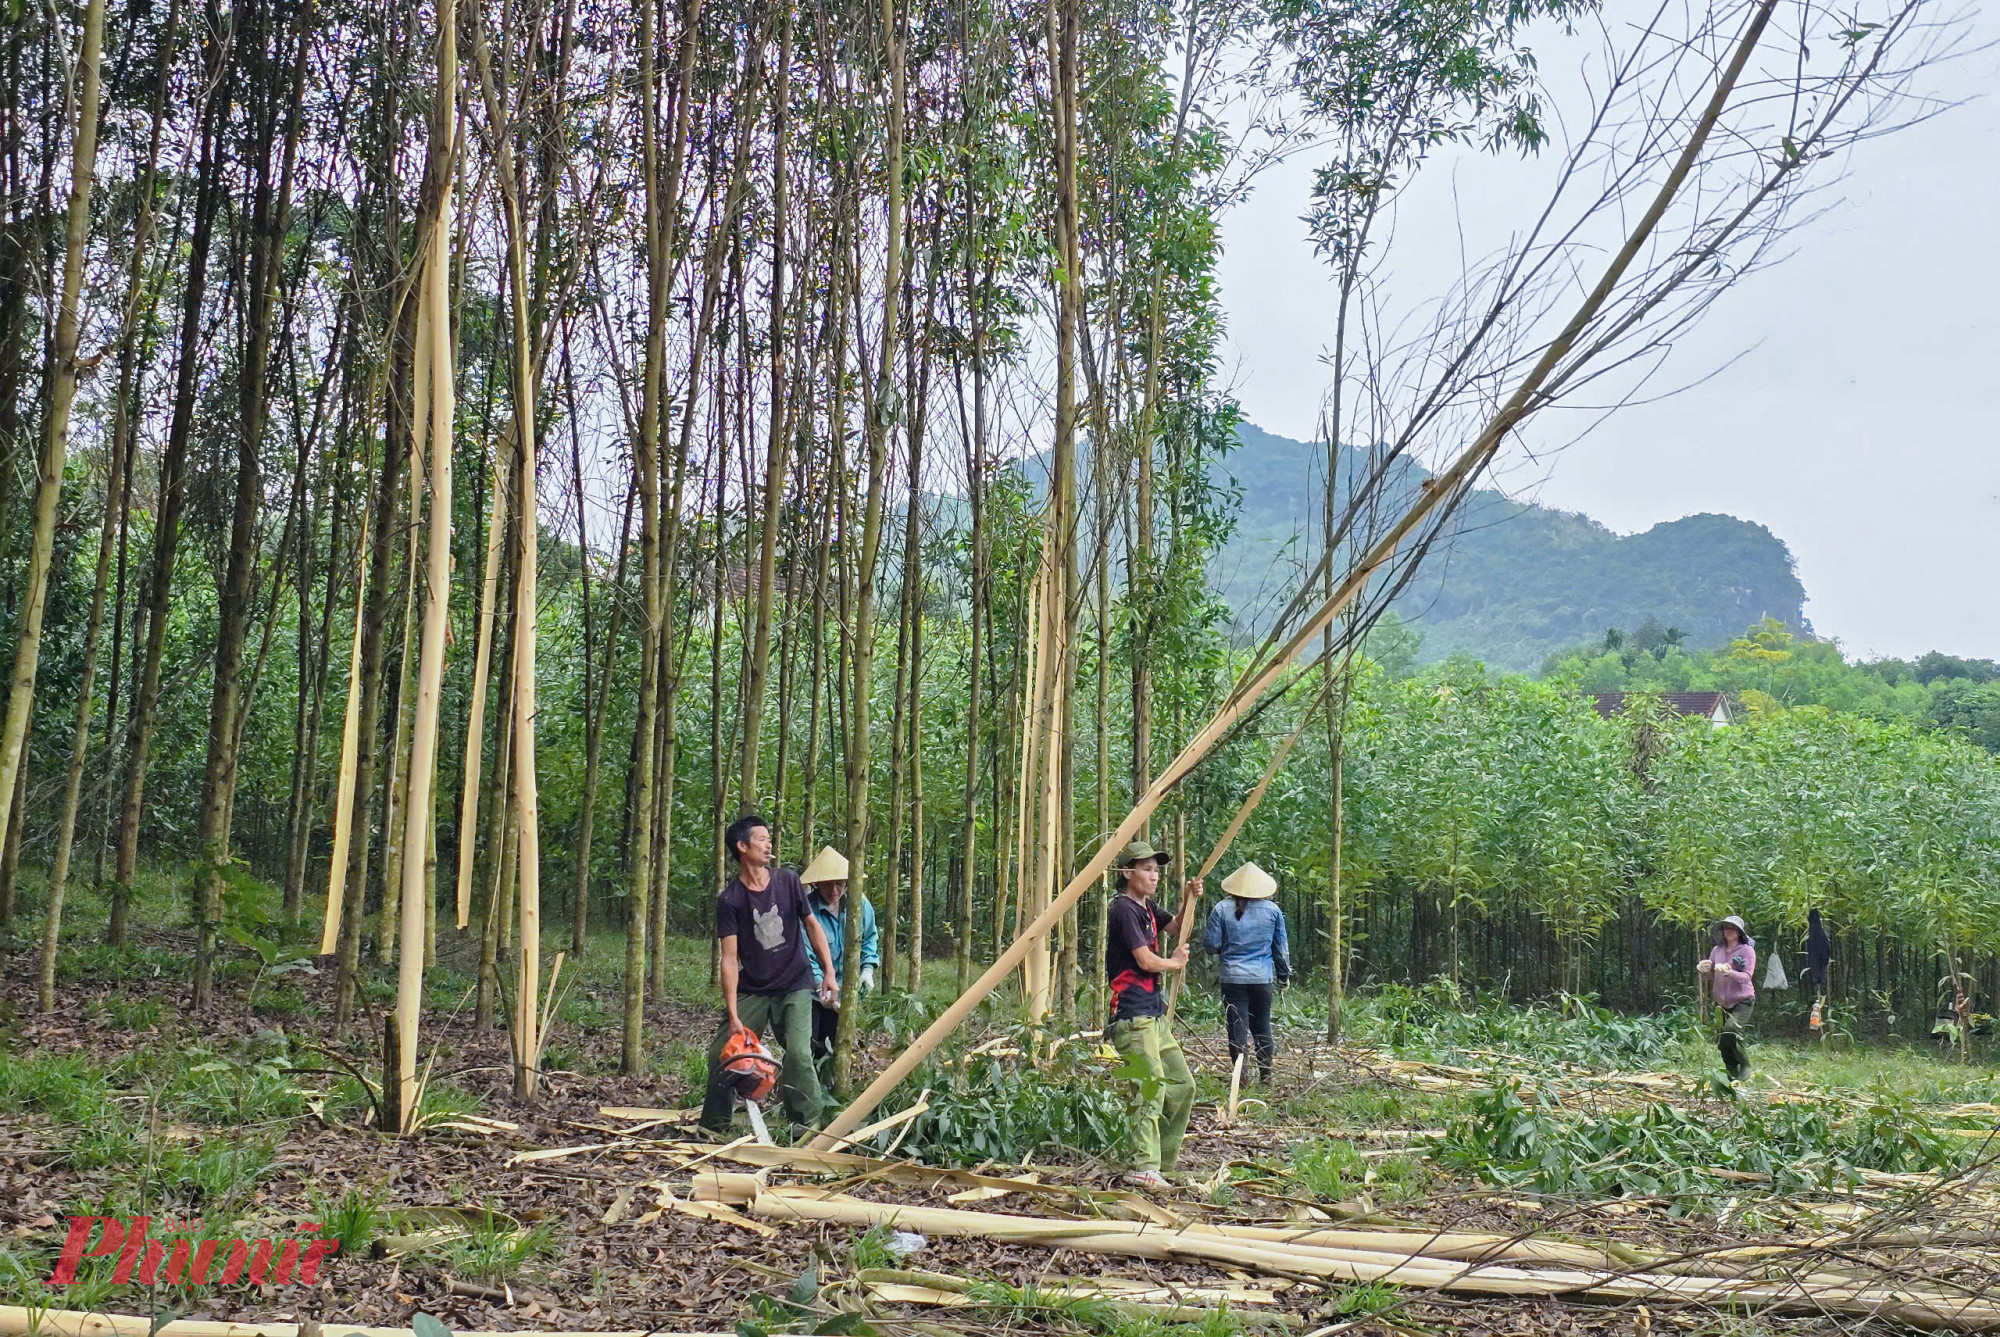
<box><xmin>802</xmin><ymin>846</ymin><xmax>877</xmax><ymax>1057</ymax></box>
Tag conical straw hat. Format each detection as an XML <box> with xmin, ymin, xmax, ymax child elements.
<box><xmin>801</xmin><ymin>846</ymin><xmax>850</xmax><ymax>886</ymax></box>
<box><xmin>1221</xmin><ymin>862</ymin><xmax>1277</xmax><ymax>900</ymax></box>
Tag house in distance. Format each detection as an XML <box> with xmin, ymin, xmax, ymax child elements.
<box><xmin>1588</xmin><ymin>691</ymin><xmax>1733</xmax><ymax>726</ymax></box>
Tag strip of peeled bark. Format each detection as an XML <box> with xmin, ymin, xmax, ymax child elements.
<box><xmin>456</xmin><ymin>422</ymin><xmax>510</xmax><ymax>928</ymax></box>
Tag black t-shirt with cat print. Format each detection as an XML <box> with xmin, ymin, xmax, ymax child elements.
<box><xmin>716</xmin><ymin>867</ymin><xmax>816</xmax><ymax>997</ymax></box>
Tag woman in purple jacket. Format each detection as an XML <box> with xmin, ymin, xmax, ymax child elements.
<box><xmin>1698</xmin><ymin>915</ymin><xmax>1757</xmax><ymax>1080</ymax></box>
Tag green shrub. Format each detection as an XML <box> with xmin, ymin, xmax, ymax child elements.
<box><xmin>897</xmin><ymin>1030</ymin><xmax>1131</xmax><ymax>1166</ymax></box>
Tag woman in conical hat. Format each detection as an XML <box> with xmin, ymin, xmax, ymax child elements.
<box><xmin>1699</xmin><ymin>915</ymin><xmax>1757</xmax><ymax>1081</ymax></box>
<box><xmin>1202</xmin><ymin>862</ymin><xmax>1291</xmax><ymax>1085</ymax></box>
<box><xmin>800</xmin><ymin>846</ymin><xmax>877</xmax><ymax>1060</ymax></box>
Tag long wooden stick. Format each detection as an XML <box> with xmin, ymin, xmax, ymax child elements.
<box><xmin>813</xmin><ymin>0</ymin><xmax>1781</xmax><ymax>1151</ymax></box>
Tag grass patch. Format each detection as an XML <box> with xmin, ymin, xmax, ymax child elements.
<box><xmin>1291</xmin><ymin>1138</ymin><xmax>1425</xmax><ymax>1204</ymax></box>
<box><xmin>444</xmin><ymin>1213</ymin><xmax>557</xmax><ymax>1283</ymax></box>
<box><xmin>166</xmin><ymin>1052</ymin><xmax>312</xmax><ymax>1124</ymax></box>
<box><xmin>315</xmin><ymin>1182</ymin><xmax>388</xmax><ymax>1257</ymax></box>
<box><xmin>150</xmin><ymin>1133</ymin><xmax>280</xmax><ymax>1208</ymax></box>
<box><xmin>0</xmin><ymin>1050</ymin><xmax>118</xmax><ymax>1124</ymax></box>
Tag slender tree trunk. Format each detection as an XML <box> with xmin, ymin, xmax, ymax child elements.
<box><xmin>621</xmin><ymin>0</ymin><xmax>670</xmax><ymax>1073</ymax></box>
<box><xmin>335</xmin><ymin>303</ymin><xmax>415</xmax><ymax>1022</ymax></box>
<box><xmin>906</xmin><ymin>560</ymin><xmax>925</xmax><ymax>992</ymax></box>
<box><xmin>193</xmin><ymin>0</ymin><xmax>308</xmax><ymax>1006</ymax></box>
<box><xmin>737</xmin><ymin>5</ymin><xmax>794</xmax><ymax>814</ymax></box>
<box><xmin>882</xmin><ymin>513</ymin><xmax>914</xmax><ymax>989</ymax></box>
<box><xmin>111</xmin><ymin>6</ymin><xmax>234</xmax><ymax>945</ymax></box>
<box><xmin>1327</xmin><ymin>711</ymin><xmax>1345</xmax><ymax>1041</ymax></box>
<box><xmin>476</xmin><ymin>569</ymin><xmax>515</xmax><ymax>1029</ymax></box>
<box><xmin>376</xmin><ymin>473</ymin><xmax>421</xmax><ymax>964</ymax></box>
<box><xmin>0</xmin><ymin>0</ymin><xmax>104</xmax><ymax>944</ymax></box>
<box><xmin>832</xmin><ymin>0</ymin><xmax>904</xmax><ymax>1095</ymax></box>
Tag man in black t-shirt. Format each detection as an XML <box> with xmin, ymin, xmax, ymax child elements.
<box><xmin>1105</xmin><ymin>839</ymin><xmax>1202</xmax><ymax>1188</ymax></box>
<box><xmin>700</xmin><ymin>814</ymin><xmax>842</xmax><ymax>1132</ymax></box>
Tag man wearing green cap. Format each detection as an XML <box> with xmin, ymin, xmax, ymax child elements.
<box><xmin>1104</xmin><ymin>838</ymin><xmax>1202</xmax><ymax>1189</ymax></box>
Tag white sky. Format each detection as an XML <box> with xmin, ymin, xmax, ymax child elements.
<box><xmin>1214</xmin><ymin>4</ymin><xmax>2000</xmax><ymax>663</ymax></box>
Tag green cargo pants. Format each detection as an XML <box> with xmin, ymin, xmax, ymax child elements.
<box><xmin>701</xmin><ymin>989</ymin><xmax>826</xmax><ymax>1131</ymax></box>
<box><xmin>1110</xmin><ymin>1015</ymin><xmax>1196</xmax><ymax>1173</ymax></box>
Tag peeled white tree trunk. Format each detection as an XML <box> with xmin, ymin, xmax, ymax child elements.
<box><xmin>394</xmin><ymin>3</ymin><xmax>458</xmax><ymax>1130</ymax></box>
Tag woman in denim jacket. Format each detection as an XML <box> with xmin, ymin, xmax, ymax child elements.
<box><xmin>1203</xmin><ymin>862</ymin><xmax>1291</xmax><ymax>1084</ymax></box>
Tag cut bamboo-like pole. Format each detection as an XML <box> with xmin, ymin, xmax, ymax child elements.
<box><xmin>396</xmin><ymin>61</ymin><xmax>456</xmax><ymax>1130</ymax></box>
<box><xmin>814</xmin><ymin>0</ymin><xmax>1785</xmax><ymax>1151</ymax></box>
<box><xmin>0</xmin><ymin>1309</ymin><xmax>729</xmax><ymax>1337</ymax></box>
<box><xmin>748</xmin><ymin>1192</ymin><xmax>2000</xmax><ymax>1329</ymax></box>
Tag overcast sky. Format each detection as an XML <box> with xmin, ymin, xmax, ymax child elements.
<box><xmin>1214</xmin><ymin>5</ymin><xmax>2000</xmax><ymax>664</ymax></box>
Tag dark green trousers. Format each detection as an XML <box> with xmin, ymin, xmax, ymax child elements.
<box><xmin>700</xmin><ymin>989</ymin><xmax>825</xmax><ymax>1131</ymax></box>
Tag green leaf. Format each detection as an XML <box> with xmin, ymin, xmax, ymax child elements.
<box><xmin>787</xmin><ymin>1261</ymin><xmax>819</xmax><ymax>1309</ymax></box>
<box><xmin>412</xmin><ymin>1315</ymin><xmax>454</xmax><ymax>1337</ymax></box>
<box><xmin>812</xmin><ymin>1315</ymin><xmax>876</xmax><ymax>1336</ymax></box>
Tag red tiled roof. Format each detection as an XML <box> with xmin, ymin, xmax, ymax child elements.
<box><xmin>1588</xmin><ymin>691</ymin><xmax>1728</xmax><ymax>720</ymax></box>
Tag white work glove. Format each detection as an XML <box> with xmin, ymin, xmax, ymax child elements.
<box><xmin>860</xmin><ymin>966</ymin><xmax>877</xmax><ymax>991</ymax></box>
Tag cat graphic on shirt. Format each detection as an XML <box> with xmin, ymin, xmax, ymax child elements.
<box><xmin>753</xmin><ymin>901</ymin><xmax>786</xmax><ymax>951</ymax></box>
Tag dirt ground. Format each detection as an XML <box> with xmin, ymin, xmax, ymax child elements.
<box><xmin>0</xmin><ymin>931</ymin><xmax>1951</xmax><ymax>1337</ymax></box>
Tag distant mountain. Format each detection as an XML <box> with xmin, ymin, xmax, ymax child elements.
<box><xmin>1208</xmin><ymin>423</ymin><xmax>1810</xmax><ymax>671</ymax></box>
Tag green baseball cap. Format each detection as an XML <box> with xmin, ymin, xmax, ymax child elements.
<box><xmin>1117</xmin><ymin>839</ymin><xmax>1171</xmax><ymax>868</ymax></box>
